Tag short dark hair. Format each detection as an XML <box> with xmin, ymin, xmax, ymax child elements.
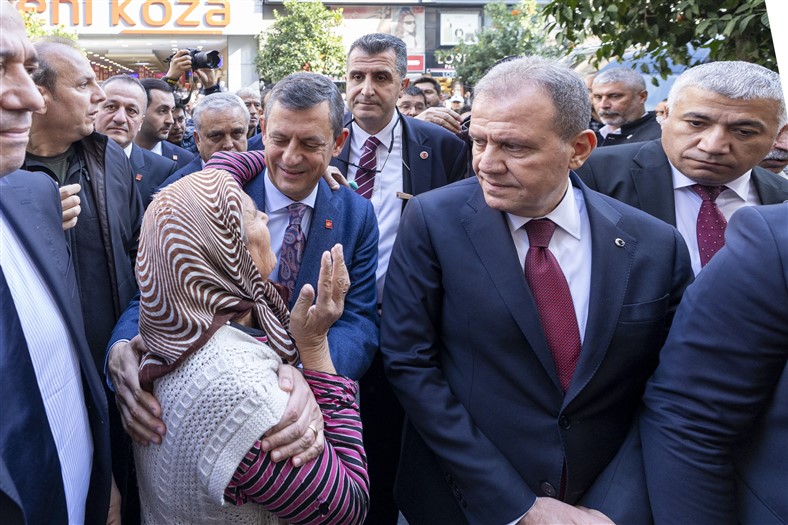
<box><xmin>402</xmin><ymin>85</ymin><xmax>427</xmax><ymax>105</ymax></box>
<box><xmin>412</xmin><ymin>76</ymin><xmax>441</xmax><ymax>94</ymax></box>
<box><xmin>102</xmin><ymin>74</ymin><xmax>147</xmax><ymax>110</ymax></box>
<box><xmin>31</xmin><ymin>37</ymin><xmax>82</xmax><ymax>94</ymax></box>
<box><xmin>140</xmin><ymin>78</ymin><xmax>174</xmax><ymax>106</ymax></box>
<box><xmin>348</xmin><ymin>33</ymin><xmax>407</xmax><ymax>79</ymax></box>
<box><xmin>264</xmin><ymin>72</ymin><xmax>345</xmax><ymax>140</ymax></box>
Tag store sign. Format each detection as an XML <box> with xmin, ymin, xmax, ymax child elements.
<box><xmin>15</xmin><ymin>0</ymin><xmax>263</xmax><ymax>35</ymax></box>
<box><xmin>407</xmin><ymin>54</ymin><xmax>424</xmax><ymax>73</ymax></box>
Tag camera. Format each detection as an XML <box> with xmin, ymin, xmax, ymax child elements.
<box><xmin>165</xmin><ymin>48</ymin><xmax>222</xmax><ymax>70</ymax></box>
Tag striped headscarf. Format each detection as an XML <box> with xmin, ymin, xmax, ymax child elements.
<box><xmin>137</xmin><ymin>168</ymin><xmax>298</xmax><ymax>385</ymax></box>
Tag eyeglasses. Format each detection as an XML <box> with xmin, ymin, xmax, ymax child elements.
<box><xmin>397</xmin><ymin>103</ymin><xmax>425</xmax><ymax>112</ymax></box>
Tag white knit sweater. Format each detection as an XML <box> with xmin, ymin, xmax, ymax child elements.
<box><xmin>134</xmin><ymin>325</ymin><xmax>290</xmax><ymax>525</ymax></box>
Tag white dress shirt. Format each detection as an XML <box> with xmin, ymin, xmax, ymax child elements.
<box><xmin>506</xmin><ymin>181</ymin><xmax>592</xmax><ymax>344</ymax></box>
<box><xmin>0</xmin><ymin>213</ymin><xmax>93</xmax><ymax>525</ymax></box>
<box><xmin>151</xmin><ymin>140</ymin><xmax>163</xmax><ymax>156</ymax></box>
<box><xmin>671</xmin><ymin>164</ymin><xmax>760</xmax><ymax>275</ymax></box>
<box><xmin>347</xmin><ymin>112</ymin><xmax>404</xmax><ymax>302</ymax></box>
<box><xmin>263</xmin><ymin>168</ymin><xmax>319</xmax><ymax>284</ymax></box>
<box><xmin>123</xmin><ymin>143</ymin><xmax>133</xmax><ymax>158</ymax></box>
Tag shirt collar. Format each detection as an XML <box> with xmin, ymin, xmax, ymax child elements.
<box><xmin>506</xmin><ymin>177</ymin><xmax>582</xmax><ymax>241</ymax></box>
<box><xmin>351</xmin><ymin>111</ymin><xmax>400</xmax><ymax>151</ymax></box>
<box><xmin>670</xmin><ymin>161</ymin><xmax>752</xmax><ymax>201</ymax></box>
<box><xmin>151</xmin><ymin>141</ymin><xmax>163</xmax><ymax>155</ymax></box>
<box><xmin>123</xmin><ymin>143</ymin><xmax>133</xmax><ymax>158</ymax></box>
<box><xmin>263</xmin><ymin>167</ymin><xmax>319</xmax><ymax>213</ymax></box>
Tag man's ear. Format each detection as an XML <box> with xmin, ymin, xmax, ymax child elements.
<box><xmin>568</xmin><ymin>129</ymin><xmax>597</xmax><ymax>170</ymax></box>
<box><xmin>36</xmin><ymin>85</ymin><xmax>50</xmax><ymax>115</ymax></box>
<box><xmin>638</xmin><ymin>89</ymin><xmax>648</xmax><ymax>104</ymax></box>
<box><xmin>332</xmin><ymin>128</ymin><xmax>350</xmax><ymax>157</ymax></box>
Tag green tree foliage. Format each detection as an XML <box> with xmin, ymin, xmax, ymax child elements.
<box><xmin>22</xmin><ymin>10</ymin><xmax>78</xmax><ymax>41</ymax></box>
<box><xmin>435</xmin><ymin>1</ymin><xmax>566</xmax><ymax>89</ymax></box>
<box><xmin>255</xmin><ymin>0</ymin><xmax>345</xmax><ymax>84</ymax></box>
<box><xmin>544</xmin><ymin>0</ymin><xmax>775</xmax><ymax>76</ymax></box>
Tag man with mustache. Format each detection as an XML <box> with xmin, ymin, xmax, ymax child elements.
<box><xmin>96</xmin><ymin>74</ymin><xmax>176</xmax><ymax>207</ymax></box>
<box><xmin>134</xmin><ymin>78</ymin><xmax>195</xmax><ymax>170</ymax></box>
<box><xmin>759</xmin><ymin>126</ymin><xmax>788</xmax><ymax>179</ymax></box>
<box><xmin>592</xmin><ymin>67</ymin><xmax>661</xmax><ymax>146</ymax></box>
<box><xmin>578</xmin><ymin>61</ymin><xmax>788</xmax><ymax>276</ymax></box>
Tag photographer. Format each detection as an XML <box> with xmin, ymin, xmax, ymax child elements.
<box><xmin>162</xmin><ymin>48</ymin><xmax>222</xmax><ymax>95</ymax></box>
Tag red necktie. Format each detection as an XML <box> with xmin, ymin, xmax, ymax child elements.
<box><xmin>277</xmin><ymin>203</ymin><xmax>307</xmax><ymax>300</ymax></box>
<box><xmin>524</xmin><ymin>219</ymin><xmax>582</xmax><ymax>392</ymax></box>
<box><xmin>691</xmin><ymin>184</ymin><xmax>727</xmax><ymax>267</ymax></box>
<box><xmin>354</xmin><ymin>136</ymin><xmax>381</xmax><ymax>199</ymax></box>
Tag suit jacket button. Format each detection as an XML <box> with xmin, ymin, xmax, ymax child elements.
<box><xmin>559</xmin><ymin>415</ymin><xmax>571</xmax><ymax>430</ymax></box>
<box><xmin>540</xmin><ymin>481</ymin><xmax>557</xmax><ymax>497</ymax></box>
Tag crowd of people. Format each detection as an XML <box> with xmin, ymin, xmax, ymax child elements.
<box><xmin>2</xmin><ymin>2</ymin><xmax>787</xmax><ymax>524</ymax></box>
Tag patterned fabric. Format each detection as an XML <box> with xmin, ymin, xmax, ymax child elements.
<box><xmin>277</xmin><ymin>203</ymin><xmax>308</xmax><ymax>300</ymax></box>
<box><xmin>205</xmin><ymin>150</ymin><xmax>267</xmax><ymax>186</ymax></box>
<box><xmin>225</xmin><ymin>368</ymin><xmax>369</xmax><ymax>524</ymax></box>
<box><xmin>354</xmin><ymin>136</ymin><xmax>381</xmax><ymax>199</ymax></box>
<box><xmin>137</xmin><ymin>169</ymin><xmax>297</xmax><ymax>384</ymax></box>
<box><xmin>524</xmin><ymin>219</ymin><xmax>582</xmax><ymax>392</ymax></box>
<box><xmin>691</xmin><ymin>184</ymin><xmax>728</xmax><ymax>267</ymax></box>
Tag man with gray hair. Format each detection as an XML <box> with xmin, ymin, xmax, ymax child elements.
<box><xmin>106</xmin><ymin>74</ymin><xmax>378</xmax><ymax>483</ymax></box>
<box><xmin>236</xmin><ymin>86</ymin><xmax>262</xmax><ymax>138</ymax></box>
<box><xmin>592</xmin><ymin>67</ymin><xmax>661</xmax><ymax>146</ymax></box>
<box><xmin>578</xmin><ymin>60</ymin><xmax>788</xmax><ymax>275</ymax></box>
<box><xmin>159</xmin><ymin>91</ymin><xmax>251</xmax><ymax>185</ymax></box>
<box><xmin>381</xmin><ymin>55</ymin><xmax>691</xmax><ymax>525</ymax></box>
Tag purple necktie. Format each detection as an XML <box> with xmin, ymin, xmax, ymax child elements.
<box><xmin>355</xmin><ymin>136</ymin><xmax>381</xmax><ymax>199</ymax></box>
<box><xmin>691</xmin><ymin>184</ymin><xmax>727</xmax><ymax>267</ymax></box>
<box><xmin>524</xmin><ymin>219</ymin><xmax>582</xmax><ymax>392</ymax></box>
<box><xmin>278</xmin><ymin>203</ymin><xmax>307</xmax><ymax>300</ymax></box>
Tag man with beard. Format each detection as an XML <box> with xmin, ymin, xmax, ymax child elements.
<box><xmin>134</xmin><ymin>78</ymin><xmax>195</xmax><ymax>169</ymax></box>
<box><xmin>236</xmin><ymin>86</ymin><xmax>262</xmax><ymax>138</ymax></box>
<box><xmin>592</xmin><ymin>67</ymin><xmax>661</xmax><ymax>146</ymax></box>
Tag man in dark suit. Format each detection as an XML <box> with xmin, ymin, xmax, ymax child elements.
<box><xmin>159</xmin><ymin>92</ymin><xmax>252</xmax><ymax>187</ymax></box>
<box><xmin>135</xmin><ymin>78</ymin><xmax>195</xmax><ymax>170</ymax></box>
<box><xmin>591</xmin><ymin>67</ymin><xmax>661</xmax><ymax>147</ymax></box>
<box><xmin>95</xmin><ymin>74</ymin><xmax>176</xmax><ymax>206</ymax></box>
<box><xmin>329</xmin><ymin>33</ymin><xmax>468</xmax><ymax>524</ymax></box>
<box><xmin>641</xmin><ymin>203</ymin><xmax>788</xmax><ymax>524</ymax></box>
<box><xmin>106</xmin><ymin>74</ymin><xmax>378</xmax><ymax>473</ymax></box>
<box><xmin>577</xmin><ymin>61</ymin><xmax>788</xmax><ymax>275</ymax></box>
<box><xmin>381</xmin><ymin>56</ymin><xmax>693</xmax><ymax>525</ymax></box>
<box><xmin>0</xmin><ymin>4</ymin><xmax>115</xmax><ymax>522</ymax></box>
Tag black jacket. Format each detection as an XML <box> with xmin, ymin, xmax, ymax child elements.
<box><xmin>596</xmin><ymin>111</ymin><xmax>662</xmax><ymax>147</ymax></box>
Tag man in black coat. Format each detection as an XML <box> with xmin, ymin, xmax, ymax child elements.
<box><xmin>591</xmin><ymin>67</ymin><xmax>662</xmax><ymax>146</ymax></box>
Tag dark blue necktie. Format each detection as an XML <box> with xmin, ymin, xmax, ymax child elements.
<box><xmin>0</xmin><ymin>265</ymin><xmax>69</xmax><ymax>523</ymax></box>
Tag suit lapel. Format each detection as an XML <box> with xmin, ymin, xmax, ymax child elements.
<box><xmin>129</xmin><ymin>145</ymin><xmax>148</xmax><ymax>176</ymax></box>
<box><xmin>752</xmin><ymin>166</ymin><xmax>788</xmax><ymax>204</ymax></box>
<box><xmin>630</xmin><ymin>141</ymin><xmax>676</xmax><ymax>225</ymax></box>
<box><xmin>461</xmin><ymin>184</ymin><xmax>561</xmax><ymax>388</ymax></box>
<box><xmin>401</xmin><ymin>117</ymin><xmax>434</xmax><ymax>196</ymax></box>
<box><xmin>565</xmin><ymin>179</ymin><xmax>636</xmax><ymax>404</ymax></box>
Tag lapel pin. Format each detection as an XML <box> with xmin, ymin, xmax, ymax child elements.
<box><xmin>615</xmin><ymin>238</ymin><xmax>626</xmax><ymax>247</ymax></box>
<box><xmin>173</xmin><ymin>154</ymin><xmax>179</xmax><ymax>160</ymax></box>
<box><xmin>135</xmin><ymin>173</ymin><xmax>143</xmax><ymax>181</ymax></box>
<box><xmin>420</xmin><ymin>151</ymin><xmax>429</xmax><ymax>160</ymax></box>
<box><xmin>325</xmin><ymin>219</ymin><xmax>333</xmax><ymax>229</ymax></box>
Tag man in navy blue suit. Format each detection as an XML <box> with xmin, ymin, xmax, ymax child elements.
<box><xmin>330</xmin><ymin>33</ymin><xmax>468</xmax><ymax>524</ymax></box>
<box><xmin>95</xmin><ymin>74</ymin><xmax>176</xmax><ymax>207</ymax></box>
<box><xmin>641</xmin><ymin>203</ymin><xmax>788</xmax><ymax>525</ymax></box>
<box><xmin>382</xmin><ymin>56</ymin><xmax>692</xmax><ymax>525</ymax></box>
<box><xmin>0</xmin><ymin>4</ymin><xmax>115</xmax><ymax>522</ymax></box>
<box><xmin>135</xmin><ymin>78</ymin><xmax>195</xmax><ymax>170</ymax></box>
<box><xmin>576</xmin><ymin>61</ymin><xmax>788</xmax><ymax>275</ymax></box>
<box><xmin>106</xmin><ymin>73</ymin><xmax>378</xmax><ymax>470</ymax></box>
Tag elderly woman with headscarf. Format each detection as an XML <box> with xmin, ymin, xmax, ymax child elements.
<box><xmin>132</xmin><ymin>160</ymin><xmax>369</xmax><ymax>524</ymax></box>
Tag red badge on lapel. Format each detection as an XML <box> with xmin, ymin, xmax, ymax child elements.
<box><xmin>420</xmin><ymin>151</ymin><xmax>429</xmax><ymax>159</ymax></box>
<box><xmin>325</xmin><ymin>219</ymin><xmax>333</xmax><ymax>229</ymax></box>
<box><xmin>135</xmin><ymin>174</ymin><xmax>143</xmax><ymax>181</ymax></box>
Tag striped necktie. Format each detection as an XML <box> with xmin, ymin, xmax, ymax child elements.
<box><xmin>354</xmin><ymin>136</ymin><xmax>381</xmax><ymax>199</ymax></box>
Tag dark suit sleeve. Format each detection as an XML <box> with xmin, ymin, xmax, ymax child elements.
<box><xmin>640</xmin><ymin>205</ymin><xmax>788</xmax><ymax>525</ymax></box>
<box><xmin>382</xmin><ymin>197</ymin><xmax>534</xmax><ymax>524</ymax></box>
<box><xmin>445</xmin><ymin>137</ymin><xmax>468</xmax><ymax>183</ymax></box>
<box><xmin>326</xmin><ymin>200</ymin><xmax>379</xmax><ymax>379</ymax></box>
